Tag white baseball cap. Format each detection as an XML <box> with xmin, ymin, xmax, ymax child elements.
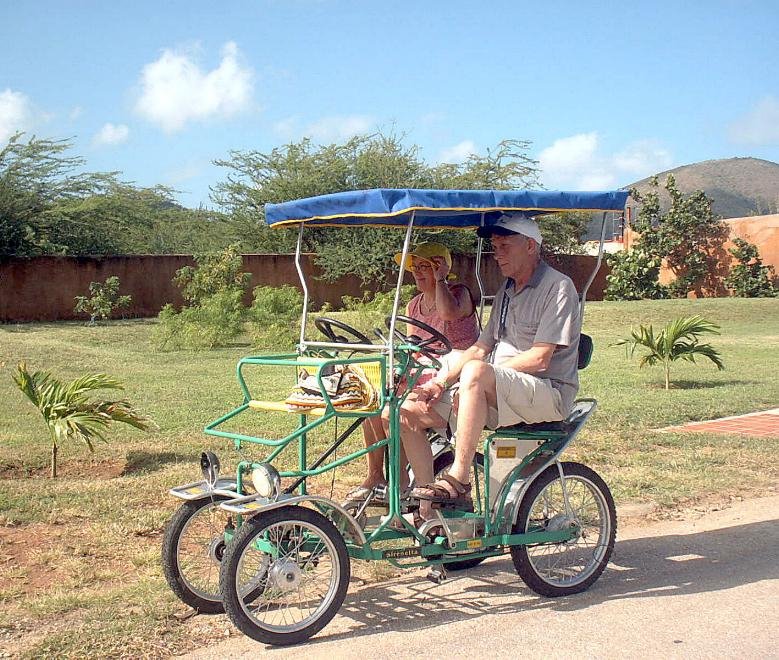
<box><xmin>477</xmin><ymin>213</ymin><xmax>543</xmax><ymax>245</ymax></box>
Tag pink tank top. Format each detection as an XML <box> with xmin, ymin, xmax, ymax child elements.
<box><xmin>406</xmin><ymin>283</ymin><xmax>480</xmax><ymax>351</ymax></box>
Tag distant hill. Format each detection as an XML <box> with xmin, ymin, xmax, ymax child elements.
<box><xmin>628</xmin><ymin>157</ymin><xmax>779</xmax><ymax>219</ymax></box>
<box><xmin>584</xmin><ymin>157</ymin><xmax>779</xmax><ymax>240</ymax></box>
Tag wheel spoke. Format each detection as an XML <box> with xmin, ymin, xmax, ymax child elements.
<box><xmin>521</xmin><ymin>473</ymin><xmax>612</xmax><ymax>589</ymax></box>
<box><xmin>176</xmin><ymin>500</ymin><xmax>229</xmax><ymax>600</ymax></box>
<box><xmin>234</xmin><ymin>516</ymin><xmax>341</xmax><ymax>634</ymax></box>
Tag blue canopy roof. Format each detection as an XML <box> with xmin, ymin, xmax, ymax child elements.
<box><xmin>265</xmin><ymin>188</ymin><xmax>628</xmax><ymax>229</ymax></box>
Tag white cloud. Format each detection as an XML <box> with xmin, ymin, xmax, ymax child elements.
<box><xmin>165</xmin><ymin>160</ymin><xmax>204</xmax><ymax>185</ymax></box>
<box><xmin>135</xmin><ymin>41</ymin><xmax>253</xmax><ymax>132</ymax></box>
<box><xmin>272</xmin><ymin>115</ymin><xmax>300</xmax><ymax>139</ymax></box>
<box><xmin>729</xmin><ymin>96</ymin><xmax>779</xmax><ymax>145</ymax></box>
<box><xmin>273</xmin><ymin>114</ymin><xmax>375</xmax><ymax>143</ymax></box>
<box><xmin>438</xmin><ymin>140</ymin><xmax>477</xmax><ymax>164</ymax></box>
<box><xmin>92</xmin><ymin>122</ymin><xmax>129</xmax><ymax>147</ymax></box>
<box><xmin>304</xmin><ymin>115</ymin><xmax>374</xmax><ymax>142</ymax></box>
<box><xmin>539</xmin><ymin>132</ymin><xmax>673</xmax><ymax>190</ymax></box>
<box><xmin>0</xmin><ymin>89</ymin><xmax>34</xmax><ymax>143</ymax></box>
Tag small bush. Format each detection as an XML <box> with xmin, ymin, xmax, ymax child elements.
<box><xmin>153</xmin><ymin>289</ymin><xmax>245</xmax><ymax>350</ymax></box>
<box><xmin>604</xmin><ymin>250</ymin><xmax>667</xmax><ymax>301</ymax></box>
<box><xmin>154</xmin><ymin>245</ymin><xmax>251</xmax><ymax>351</ymax></box>
<box><xmin>724</xmin><ymin>238</ymin><xmax>777</xmax><ymax>298</ymax></box>
<box><xmin>74</xmin><ymin>276</ymin><xmax>131</xmax><ymax>324</ymax></box>
<box><xmin>341</xmin><ymin>285</ymin><xmax>416</xmax><ymax>315</ymax></box>
<box><xmin>248</xmin><ymin>285</ymin><xmax>303</xmax><ymax>348</ymax></box>
<box><xmin>338</xmin><ymin>285</ymin><xmax>417</xmax><ymax>337</ymax></box>
<box><xmin>173</xmin><ymin>244</ymin><xmax>251</xmax><ymax>305</ymax></box>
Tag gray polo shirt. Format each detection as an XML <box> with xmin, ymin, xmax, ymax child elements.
<box><xmin>477</xmin><ymin>260</ymin><xmax>580</xmax><ymax>412</ymax></box>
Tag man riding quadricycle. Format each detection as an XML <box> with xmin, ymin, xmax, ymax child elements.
<box><xmin>162</xmin><ymin>188</ymin><xmax>626</xmax><ymax>646</ymax></box>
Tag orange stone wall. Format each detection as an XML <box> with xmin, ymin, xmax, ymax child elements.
<box><xmin>0</xmin><ymin>252</ymin><xmax>607</xmax><ymax>322</ymax></box>
<box><xmin>623</xmin><ymin>213</ymin><xmax>779</xmax><ymax>296</ymax></box>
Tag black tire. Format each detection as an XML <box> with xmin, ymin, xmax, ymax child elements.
<box><xmin>219</xmin><ymin>506</ymin><xmax>350</xmax><ymax>646</ymax></box>
<box><xmin>161</xmin><ymin>496</ymin><xmax>232</xmax><ymax>614</ymax></box>
<box><xmin>431</xmin><ymin>451</ymin><xmax>487</xmax><ymax>572</ymax></box>
<box><xmin>510</xmin><ymin>462</ymin><xmax>616</xmax><ymax>597</ymax></box>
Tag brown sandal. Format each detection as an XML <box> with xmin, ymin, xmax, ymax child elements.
<box><xmin>411</xmin><ymin>473</ymin><xmax>472</xmax><ymax>507</ymax></box>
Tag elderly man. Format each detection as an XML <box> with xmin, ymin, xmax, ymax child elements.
<box><xmin>402</xmin><ymin>214</ymin><xmax>581</xmax><ymax>518</ymax></box>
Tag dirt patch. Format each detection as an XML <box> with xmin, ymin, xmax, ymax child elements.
<box><xmin>0</xmin><ymin>457</ymin><xmax>126</xmax><ymax>480</ymax></box>
<box><xmin>0</xmin><ymin>520</ymin><xmax>156</xmax><ymax>598</ymax></box>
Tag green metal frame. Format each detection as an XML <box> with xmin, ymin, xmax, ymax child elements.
<box><xmin>201</xmin><ymin>347</ymin><xmax>583</xmax><ymax>566</ymax></box>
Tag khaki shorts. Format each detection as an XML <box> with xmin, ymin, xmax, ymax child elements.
<box><xmin>432</xmin><ymin>365</ymin><xmax>565</xmax><ymax>431</ymax></box>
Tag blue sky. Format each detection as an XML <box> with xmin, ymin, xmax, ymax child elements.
<box><xmin>2</xmin><ymin>0</ymin><xmax>778</xmax><ymax>208</ymax></box>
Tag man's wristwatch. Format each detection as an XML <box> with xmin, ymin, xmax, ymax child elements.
<box><xmin>433</xmin><ymin>377</ymin><xmax>449</xmax><ymax>390</ymax></box>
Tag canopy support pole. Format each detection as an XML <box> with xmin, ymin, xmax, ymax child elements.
<box><xmin>475</xmin><ymin>212</ymin><xmax>488</xmax><ymax>324</ymax></box>
<box><xmin>579</xmin><ymin>211</ymin><xmax>608</xmax><ymax>320</ymax></box>
<box><xmin>388</xmin><ymin>213</ymin><xmax>416</xmax><ymax>389</ymax></box>
<box><xmin>294</xmin><ymin>223</ymin><xmax>309</xmax><ymax>352</ymax></box>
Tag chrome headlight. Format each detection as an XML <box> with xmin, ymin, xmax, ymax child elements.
<box><xmin>251</xmin><ymin>463</ymin><xmax>281</xmax><ymax>500</ymax></box>
<box><xmin>200</xmin><ymin>451</ymin><xmax>220</xmax><ymax>487</ymax></box>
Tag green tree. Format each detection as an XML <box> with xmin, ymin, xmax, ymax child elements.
<box><xmin>724</xmin><ymin>237</ymin><xmax>777</xmax><ymax>297</ymax></box>
<box><xmin>0</xmin><ymin>132</ymin><xmax>240</xmax><ymax>257</ymax></box>
<box><xmin>604</xmin><ymin>249</ymin><xmax>667</xmax><ymax>300</ymax></box>
<box><xmin>212</xmin><ymin>133</ymin><xmax>546</xmax><ymax>284</ymax></box>
<box><xmin>13</xmin><ymin>363</ymin><xmax>154</xmax><ymax>477</ymax></box>
<box><xmin>0</xmin><ymin>133</ymin><xmax>117</xmax><ymax>256</ymax></box>
<box><xmin>626</xmin><ymin>174</ymin><xmax>727</xmax><ymax>298</ymax></box>
<box><xmin>614</xmin><ymin>315</ymin><xmax>725</xmax><ymax>390</ymax></box>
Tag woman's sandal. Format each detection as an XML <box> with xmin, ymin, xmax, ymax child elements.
<box><xmin>341</xmin><ymin>485</ymin><xmax>375</xmax><ymax>507</ymax></box>
<box><xmin>411</xmin><ymin>473</ymin><xmax>472</xmax><ymax>508</ymax></box>
<box><xmin>343</xmin><ymin>484</ymin><xmax>410</xmax><ymax>507</ymax></box>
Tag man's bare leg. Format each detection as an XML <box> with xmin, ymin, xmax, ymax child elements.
<box><xmin>395</xmin><ymin>400</ymin><xmax>448</xmax><ymax>519</ymax></box>
<box><xmin>441</xmin><ymin>360</ymin><xmax>497</xmax><ymax>487</ymax></box>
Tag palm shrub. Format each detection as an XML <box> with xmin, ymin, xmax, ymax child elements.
<box><xmin>614</xmin><ymin>315</ymin><xmax>725</xmax><ymax>390</ymax></box>
<box><xmin>13</xmin><ymin>363</ymin><xmax>155</xmax><ymax>477</ymax></box>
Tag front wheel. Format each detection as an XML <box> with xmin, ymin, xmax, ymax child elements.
<box><xmin>161</xmin><ymin>495</ymin><xmax>233</xmax><ymax>613</ymax></box>
<box><xmin>510</xmin><ymin>462</ymin><xmax>616</xmax><ymax>597</ymax></box>
<box><xmin>219</xmin><ymin>506</ymin><xmax>350</xmax><ymax>646</ymax></box>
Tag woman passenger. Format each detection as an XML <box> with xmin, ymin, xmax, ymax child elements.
<box><xmin>344</xmin><ymin>242</ymin><xmax>478</xmax><ymax>504</ymax></box>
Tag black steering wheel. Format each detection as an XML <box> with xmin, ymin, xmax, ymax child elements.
<box><xmin>314</xmin><ymin>317</ymin><xmax>373</xmax><ymax>345</ymax></box>
<box><xmin>385</xmin><ymin>314</ymin><xmax>452</xmax><ymax>357</ymax></box>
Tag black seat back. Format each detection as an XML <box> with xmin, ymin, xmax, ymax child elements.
<box><xmin>578</xmin><ymin>333</ymin><xmax>593</xmax><ymax>370</ymax></box>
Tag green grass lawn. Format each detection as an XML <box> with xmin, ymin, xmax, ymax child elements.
<box><xmin>0</xmin><ymin>297</ymin><xmax>778</xmax><ymax>657</ymax></box>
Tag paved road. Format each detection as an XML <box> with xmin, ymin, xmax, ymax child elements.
<box><xmin>182</xmin><ymin>495</ymin><xmax>779</xmax><ymax>660</ymax></box>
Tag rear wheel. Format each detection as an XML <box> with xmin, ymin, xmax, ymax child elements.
<box><xmin>161</xmin><ymin>496</ymin><xmax>232</xmax><ymax>613</ymax></box>
<box><xmin>510</xmin><ymin>462</ymin><xmax>616</xmax><ymax>597</ymax></box>
<box><xmin>219</xmin><ymin>507</ymin><xmax>350</xmax><ymax>646</ymax></box>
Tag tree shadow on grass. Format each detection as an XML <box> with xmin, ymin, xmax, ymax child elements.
<box><xmin>122</xmin><ymin>449</ymin><xmax>192</xmax><ymax>475</ymax></box>
<box><xmin>653</xmin><ymin>379</ymin><xmax>759</xmax><ymax>390</ymax></box>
